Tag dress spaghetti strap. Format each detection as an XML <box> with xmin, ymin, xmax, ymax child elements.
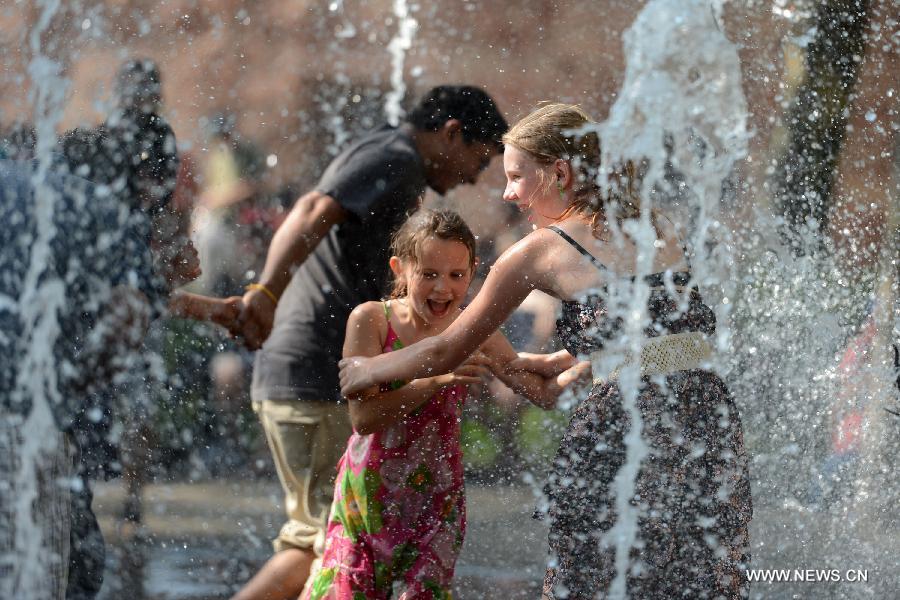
<box><xmin>547</xmin><ymin>225</ymin><xmax>693</xmax><ymax>288</ymax></box>
<box><xmin>380</xmin><ymin>300</ymin><xmax>406</xmax><ymax>388</ymax></box>
<box><xmin>381</xmin><ymin>300</ymin><xmax>403</xmax><ymax>349</ymax></box>
<box><xmin>547</xmin><ymin>225</ymin><xmax>608</xmax><ymax>271</ymax></box>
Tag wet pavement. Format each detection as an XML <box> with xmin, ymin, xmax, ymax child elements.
<box><xmin>93</xmin><ymin>477</ymin><xmax>550</xmax><ymax>599</ymax></box>
<box><xmin>93</xmin><ymin>476</ymin><xmax>900</xmax><ymax>599</ymax></box>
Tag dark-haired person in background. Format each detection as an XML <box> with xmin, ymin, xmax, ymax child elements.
<box><xmin>105</xmin><ymin>58</ymin><xmax>180</xmax><ymax>215</ymax></box>
<box><xmin>231</xmin><ymin>86</ymin><xmax>507</xmax><ymax>600</ymax></box>
<box><xmin>0</xmin><ymin>152</ymin><xmax>238</xmax><ymax>600</ymax></box>
<box><xmin>48</xmin><ymin>59</ymin><xmax>181</xmax><ymax>598</ymax></box>
<box><xmin>47</xmin><ymin>58</ymin><xmax>239</xmax><ymax>600</ymax></box>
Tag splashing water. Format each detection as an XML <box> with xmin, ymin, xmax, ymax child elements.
<box><xmin>588</xmin><ymin>1</ymin><xmax>750</xmax><ymax>596</ymax></box>
<box><xmin>4</xmin><ymin>0</ymin><xmax>70</xmax><ymax>597</ymax></box>
<box><xmin>384</xmin><ymin>0</ymin><xmax>418</xmax><ymax>126</ymax></box>
<box><xmin>598</xmin><ymin>0</ymin><xmax>748</xmax><ymax>272</ymax></box>
<box><xmin>586</xmin><ymin>1</ymin><xmax>898</xmax><ymax>597</ymax></box>
<box><xmin>3</xmin><ymin>1</ymin><xmax>895</xmax><ymax>598</ymax></box>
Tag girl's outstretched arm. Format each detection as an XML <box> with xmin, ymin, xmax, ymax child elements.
<box><xmin>509</xmin><ymin>350</ymin><xmax>579</xmax><ymax>377</ymax></box>
<box><xmin>343</xmin><ymin>302</ymin><xmax>490</xmax><ymax>434</ymax></box>
<box><xmin>339</xmin><ymin>234</ymin><xmax>550</xmax><ymax>397</ymax></box>
<box><xmin>478</xmin><ymin>331</ymin><xmax>563</xmax><ymax>410</ymax></box>
<box><xmin>480</xmin><ymin>335</ymin><xmax>595</xmax><ymax>410</ymax></box>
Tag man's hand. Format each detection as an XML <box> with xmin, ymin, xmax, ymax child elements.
<box><xmin>233</xmin><ymin>191</ymin><xmax>347</xmax><ymax>350</ymax></box>
<box><xmin>209</xmin><ymin>296</ymin><xmax>243</xmax><ymax>334</ymax></box>
<box><xmin>235</xmin><ymin>288</ymin><xmax>277</xmax><ymax>350</ymax></box>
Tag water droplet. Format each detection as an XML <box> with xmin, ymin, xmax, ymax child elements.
<box><xmin>864</xmin><ymin>110</ymin><xmax>876</xmax><ymax>122</ymax></box>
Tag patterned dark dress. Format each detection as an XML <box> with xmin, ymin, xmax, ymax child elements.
<box><xmin>542</xmin><ymin>227</ymin><xmax>752</xmax><ymax>599</ymax></box>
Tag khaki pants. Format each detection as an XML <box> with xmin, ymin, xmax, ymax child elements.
<box><xmin>253</xmin><ymin>399</ymin><xmax>351</xmax><ymax>556</ymax></box>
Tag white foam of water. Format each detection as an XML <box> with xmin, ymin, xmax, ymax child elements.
<box><xmin>585</xmin><ymin>1</ymin><xmax>750</xmax><ymax>596</ymax></box>
<box><xmin>384</xmin><ymin>0</ymin><xmax>418</xmax><ymax>126</ymax></box>
<box><xmin>8</xmin><ymin>0</ymin><xmax>71</xmax><ymax>597</ymax></box>
<box><xmin>599</xmin><ymin>0</ymin><xmax>748</xmax><ymax>269</ymax></box>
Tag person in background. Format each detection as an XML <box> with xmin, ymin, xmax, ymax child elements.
<box><xmin>189</xmin><ymin>115</ymin><xmax>267</xmax><ymax>469</ymax></box>
<box><xmin>810</xmin><ymin>298</ymin><xmax>900</xmax><ymax>508</ymax></box>
<box><xmin>0</xmin><ymin>134</ymin><xmax>240</xmax><ymax>598</ymax></box>
<box><xmin>46</xmin><ymin>57</ymin><xmax>239</xmax><ymax>599</ymax></box>
<box><xmin>230</xmin><ymin>86</ymin><xmax>507</xmax><ymax>600</ymax></box>
<box><xmin>193</xmin><ymin>112</ymin><xmax>265</xmax><ymax>298</ymax></box>
<box><xmin>472</xmin><ymin>222</ymin><xmax>562</xmax><ymax>476</ymax></box>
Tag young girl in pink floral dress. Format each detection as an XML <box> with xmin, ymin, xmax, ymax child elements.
<box><xmin>302</xmin><ymin>209</ymin><xmax>570</xmax><ymax>600</ymax></box>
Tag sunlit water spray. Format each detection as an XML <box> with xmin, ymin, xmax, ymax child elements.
<box><xmin>3</xmin><ymin>1</ymin><xmax>894</xmax><ymax>598</ymax></box>
<box><xmin>384</xmin><ymin>0</ymin><xmax>418</xmax><ymax>126</ymax></box>
<box><xmin>316</xmin><ymin>0</ymin><xmax>417</xmax><ymax>157</ymax></box>
<box><xmin>578</xmin><ymin>0</ymin><xmax>750</xmax><ymax>596</ymax></box>
<box><xmin>3</xmin><ymin>0</ymin><xmax>71</xmax><ymax>597</ymax></box>
<box><xmin>581</xmin><ymin>0</ymin><xmax>897</xmax><ymax>597</ymax></box>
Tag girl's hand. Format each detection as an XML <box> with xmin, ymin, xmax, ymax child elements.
<box><xmin>555</xmin><ymin>360</ymin><xmax>593</xmax><ymax>388</ymax></box>
<box><xmin>539</xmin><ymin>360</ymin><xmax>592</xmax><ymax>397</ymax></box>
<box><xmin>508</xmin><ymin>350</ymin><xmax>577</xmax><ymax>378</ymax></box>
<box><xmin>434</xmin><ymin>354</ymin><xmax>492</xmax><ymax>388</ymax></box>
<box><xmin>339</xmin><ymin>356</ymin><xmax>376</xmax><ymax>397</ymax></box>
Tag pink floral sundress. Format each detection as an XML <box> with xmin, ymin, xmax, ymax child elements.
<box><xmin>303</xmin><ymin>301</ymin><xmax>467</xmax><ymax>600</ymax></box>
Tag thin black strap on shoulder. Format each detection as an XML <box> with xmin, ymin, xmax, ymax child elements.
<box><xmin>547</xmin><ymin>225</ymin><xmax>608</xmax><ymax>271</ymax></box>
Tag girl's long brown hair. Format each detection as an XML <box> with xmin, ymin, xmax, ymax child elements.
<box><xmin>388</xmin><ymin>209</ymin><xmax>477</xmax><ymax>299</ymax></box>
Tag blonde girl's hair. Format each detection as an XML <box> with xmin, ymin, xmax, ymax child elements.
<box><xmin>501</xmin><ymin>103</ymin><xmax>645</xmax><ymax>238</ymax></box>
<box><xmin>389</xmin><ymin>209</ymin><xmax>477</xmax><ymax>299</ymax></box>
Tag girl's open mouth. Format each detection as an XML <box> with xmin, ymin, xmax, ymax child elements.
<box><xmin>427</xmin><ymin>299</ymin><xmax>452</xmax><ymax>317</ymax></box>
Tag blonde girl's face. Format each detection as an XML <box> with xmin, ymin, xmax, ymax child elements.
<box><xmin>394</xmin><ymin>237</ymin><xmax>474</xmax><ymax>326</ymax></box>
<box><xmin>502</xmin><ymin>145</ymin><xmax>561</xmax><ymax>228</ymax></box>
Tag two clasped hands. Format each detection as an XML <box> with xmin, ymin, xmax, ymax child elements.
<box><xmin>203</xmin><ymin>282</ymin><xmax>590</xmax><ymax>401</ymax></box>
<box><xmin>337</xmin><ymin>348</ymin><xmax>591</xmax><ymax>401</ymax></box>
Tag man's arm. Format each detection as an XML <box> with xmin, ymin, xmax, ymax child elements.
<box><xmin>168</xmin><ymin>291</ymin><xmax>242</xmax><ymax>331</ymax></box>
<box><xmin>238</xmin><ymin>190</ymin><xmax>347</xmax><ymax>349</ymax></box>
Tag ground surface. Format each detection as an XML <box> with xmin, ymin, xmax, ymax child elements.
<box><xmin>94</xmin><ymin>478</ymin><xmax>549</xmax><ymax>599</ymax></box>
<box><xmin>93</xmin><ymin>477</ymin><xmax>899</xmax><ymax>599</ymax></box>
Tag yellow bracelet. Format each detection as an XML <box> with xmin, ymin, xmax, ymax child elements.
<box><xmin>246</xmin><ymin>283</ymin><xmax>279</xmax><ymax>306</ymax></box>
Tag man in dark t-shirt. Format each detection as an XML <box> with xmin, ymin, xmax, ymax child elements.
<box><xmin>251</xmin><ymin>126</ymin><xmax>429</xmax><ymax>402</ymax></box>
<box><xmin>232</xmin><ymin>86</ymin><xmax>506</xmax><ymax>600</ymax></box>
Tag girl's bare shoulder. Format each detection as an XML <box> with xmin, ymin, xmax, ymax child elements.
<box><xmin>348</xmin><ymin>301</ymin><xmax>390</xmax><ymax>337</ymax></box>
<box><xmin>496</xmin><ymin>227</ymin><xmax>562</xmax><ymax>266</ymax></box>
<box><xmin>349</xmin><ymin>300</ymin><xmax>385</xmax><ymax>320</ymax></box>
